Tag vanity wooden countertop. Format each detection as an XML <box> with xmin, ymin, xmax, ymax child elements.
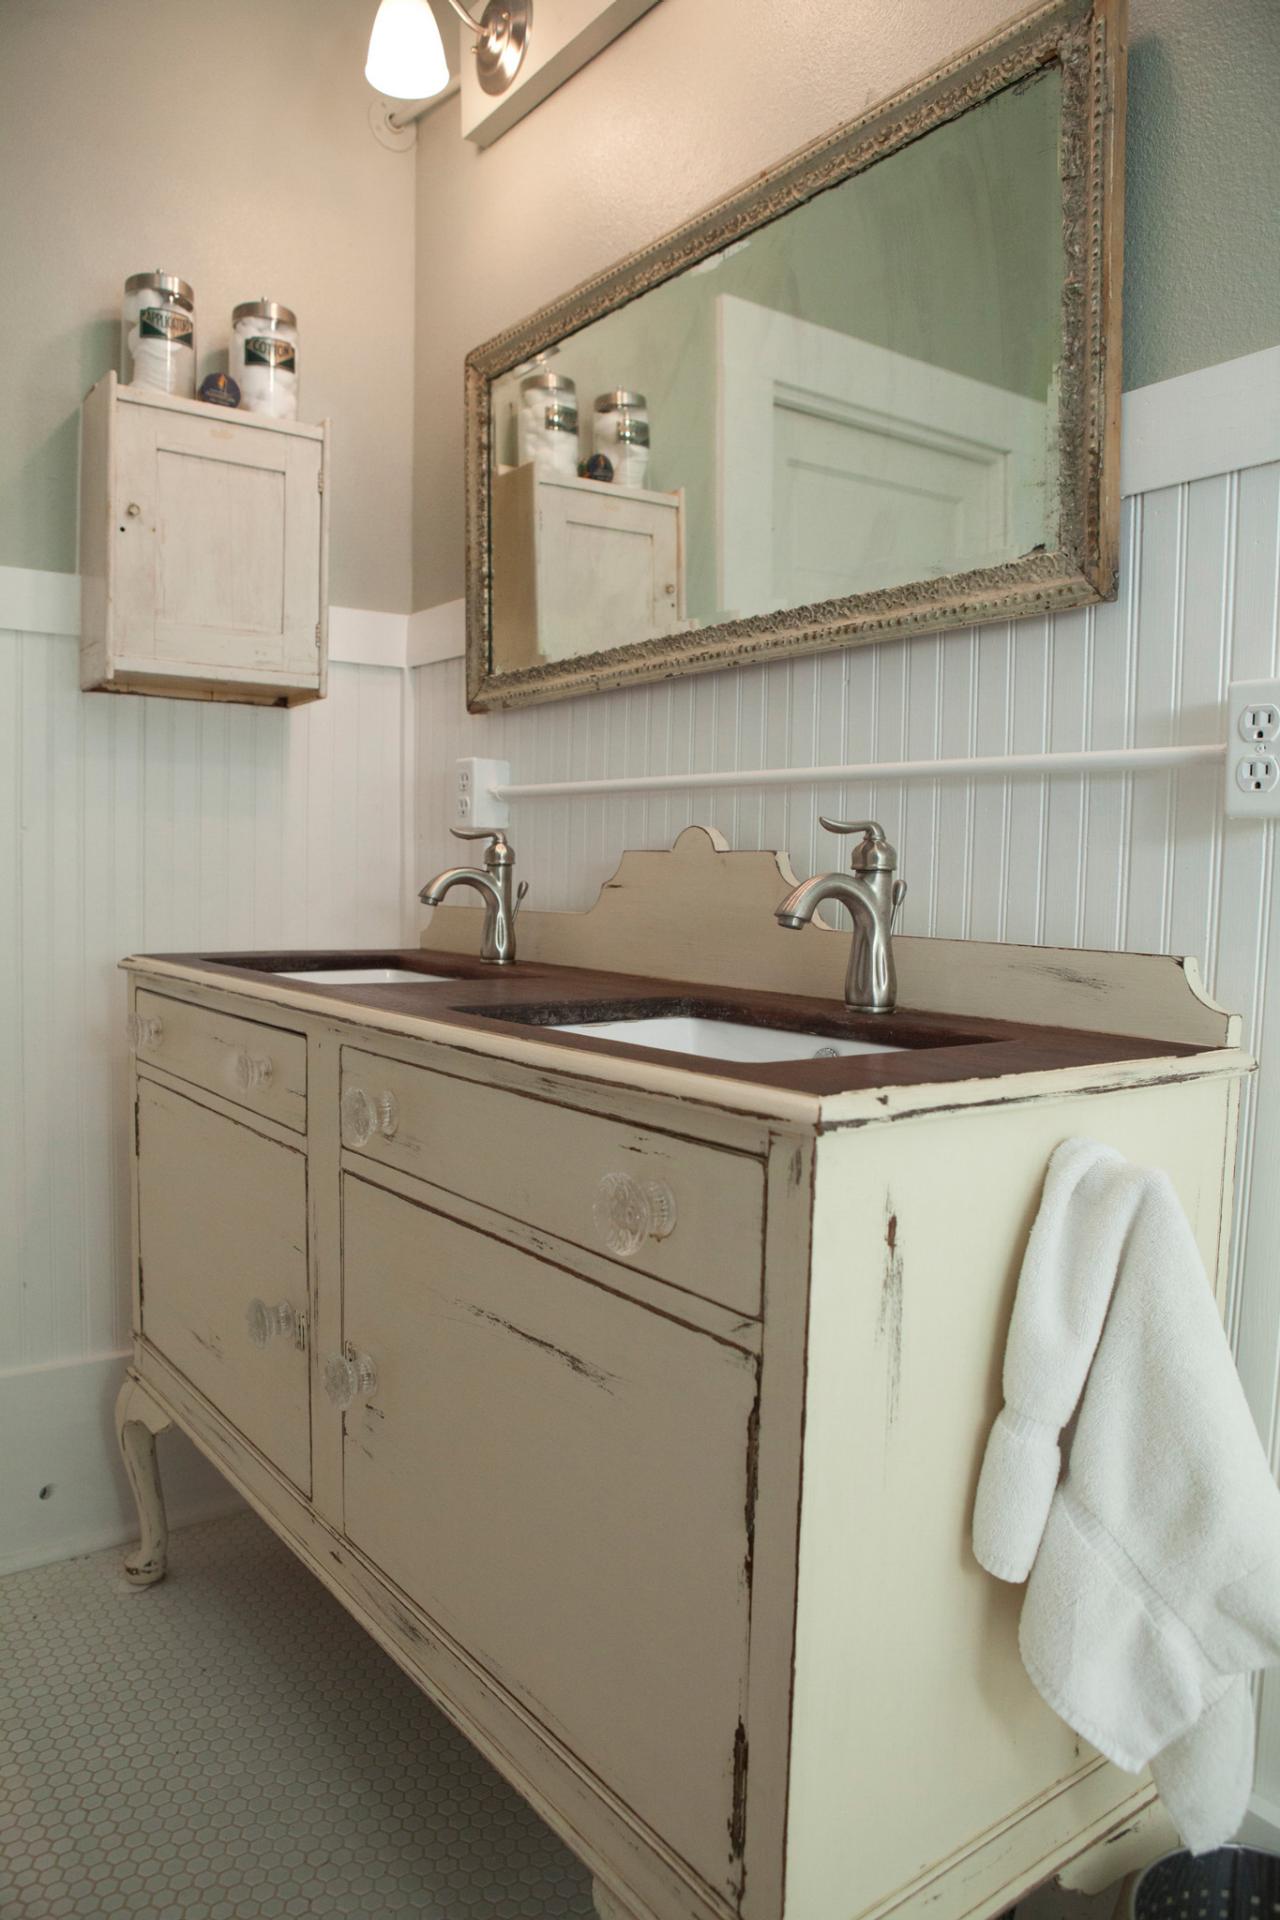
<box><xmin>125</xmin><ymin>945</ymin><xmax>1219</xmax><ymax>1113</ymax></box>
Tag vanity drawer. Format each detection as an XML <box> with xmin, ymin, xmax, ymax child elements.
<box><xmin>339</xmin><ymin>1048</ymin><xmax>765</xmax><ymax>1316</ymax></box>
<box><xmin>132</xmin><ymin>989</ymin><xmax>307</xmax><ymax>1132</ymax></box>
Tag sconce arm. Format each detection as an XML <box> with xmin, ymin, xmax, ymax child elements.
<box><xmin>440</xmin><ymin>0</ymin><xmax>485</xmax><ymax>29</ymax></box>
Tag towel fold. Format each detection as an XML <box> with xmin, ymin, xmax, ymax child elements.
<box><xmin>974</xmin><ymin>1138</ymin><xmax>1280</xmax><ymax>1854</ymax></box>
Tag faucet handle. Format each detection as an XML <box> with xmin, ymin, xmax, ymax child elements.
<box><xmin>818</xmin><ymin>816</ymin><xmax>897</xmax><ymax>872</ymax></box>
<box><xmin>449</xmin><ymin>826</ymin><xmax>514</xmax><ymax>866</ymax></box>
<box><xmin>820</xmin><ymin>816</ymin><xmax>884</xmax><ymax>839</ymax></box>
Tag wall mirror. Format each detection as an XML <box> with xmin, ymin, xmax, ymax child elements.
<box><xmin>466</xmin><ymin>0</ymin><xmax>1126</xmax><ymax>712</ymax></box>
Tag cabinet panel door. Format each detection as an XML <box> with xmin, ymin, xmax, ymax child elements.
<box><xmin>137</xmin><ymin>1079</ymin><xmax>311</xmax><ymax>1494</ymax></box>
<box><xmin>114</xmin><ymin>403</ymin><xmax>321</xmax><ymax>673</ymax></box>
<box><xmin>341</xmin><ymin>1174</ymin><xmax>757</xmax><ymax>1902</ymax></box>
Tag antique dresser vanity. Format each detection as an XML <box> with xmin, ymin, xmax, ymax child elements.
<box><xmin>118</xmin><ymin>829</ymin><xmax>1248</xmax><ymax>1920</ymax></box>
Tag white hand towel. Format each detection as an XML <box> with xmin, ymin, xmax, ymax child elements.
<box><xmin>973</xmin><ymin>1138</ymin><xmax>1280</xmax><ymax>1854</ymax></box>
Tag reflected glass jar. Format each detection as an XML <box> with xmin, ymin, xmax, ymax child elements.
<box><xmin>231</xmin><ymin>301</ymin><xmax>299</xmax><ymax>420</ymax></box>
<box><xmin>122</xmin><ymin>272</ymin><xmax>196</xmax><ymax>397</ymax></box>
<box><xmin>593</xmin><ymin>390</ymin><xmax>649</xmax><ymax>485</ymax></box>
<box><xmin>614</xmin><ymin>412</ymin><xmax>651</xmax><ymax>489</ymax></box>
<box><xmin>518</xmin><ymin>370</ymin><xmax>578</xmax><ymax>477</ymax></box>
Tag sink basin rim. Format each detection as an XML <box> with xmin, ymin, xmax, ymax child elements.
<box><xmin>276</xmin><ymin>966</ymin><xmax>456</xmax><ymax>985</ymax></box>
<box><xmin>546</xmin><ymin>1012</ymin><xmax>905</xmax><ymax>1064</ymax></box>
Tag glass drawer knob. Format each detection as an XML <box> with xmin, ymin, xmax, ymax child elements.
<box><xmin>341</xmin><ymin>1085</ymin><xmax>398</xmax><ymax>1147</ymax></box>
<box><xmin>324</xmin><ymin>1346</ymin><xmax>378</xmax><ymax>1410</ymax></box>
<box><xmin>230</xmin><ymin>1047</ymin><xmax>274</xmax><ymax>1093</ymax></box>
<box><xmin>126</xmin><ymin>1014</ymin><xmax>163</xmax><ymax>1049</ymax></box>
<box><xmin>593</xmin><ymin>1172</ymin><xmax>678</xmax><ymax>1259</ymax></box>
<box><xmin>246</xmin><ymin>1299</ymin><xmax>296</xmax><ymax>1348</ymax></box>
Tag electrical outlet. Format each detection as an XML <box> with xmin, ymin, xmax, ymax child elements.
<box><xmin>1226</xmin><ymin>681</ymin><xmax>1280</xmax><ymax>818</ymax></box>
<box><xmin>1237</xmin><ymin>756</ymin><xmax>1280</xmax><ymax>794</ymax></box>
<box><xmin>1238</xmin><ymin>697</ymin><xmax>1280</xmax><ymax>745</ymax></box>
<box><xmin>453</xmin><ymin>758</ymin><xmax>510</xmax><ymax>831</ymax></box>
<box><xmin>1241</xmin><ymin>705</ymin><xmax>1280</xmax><ymax>744</ymax></box>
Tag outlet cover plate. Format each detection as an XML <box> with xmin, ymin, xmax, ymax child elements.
<box><xmin>454</xmin><ymin>757</ymin><xmax>510</xmax><ymax>831</ymax></box>
<box><xmin>1225</xmin><ymin>680</ymin><xmax>1280</xmax><ymax>818</ymax></box>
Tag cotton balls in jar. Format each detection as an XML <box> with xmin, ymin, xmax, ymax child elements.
<box><xmin>230</xmin><ymin>301</ymin><xmax>299</xmax><ymax>420</ymax></box>
<box><xmin>122</xmin><ymin>272</ymin><xmax>197</xmax><ymax>398</ymax></box>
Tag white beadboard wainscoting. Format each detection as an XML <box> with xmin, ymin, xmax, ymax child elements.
<box><xmin>0</xmin><ymin>618</ymin><xmax>410</xmax><ymax>1573</ymax></box>
<box><xmin>414</xmin><ymin>350</ymin><xmax>1280</xmax><ymax>1809</ymax></box>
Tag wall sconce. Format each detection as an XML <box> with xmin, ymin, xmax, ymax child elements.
<box><xmin>367</xmin><ymin>0</ymin><xmax>531</xmax><ymax>146</ymax></box>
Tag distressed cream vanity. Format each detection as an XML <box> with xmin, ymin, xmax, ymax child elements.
<box><xmin>118</xmin><ymin>830</ymin><xmax>1247</xmax><ymax>1920</ymax></box>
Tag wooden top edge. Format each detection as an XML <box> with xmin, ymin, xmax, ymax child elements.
<box><xmin>122</xmin><ymin>947</ymin><xmax>1251</xmax><ymax>1130</ymax></box>
<box><xmin>120</xmin><ymin>955</ymin><xmax>821</xmax><ymax>1126</ymax></box>
<box><xmin>87</xmin><ymin>372</ymin><xmax>327</xmax><ymax>440</ymax></box>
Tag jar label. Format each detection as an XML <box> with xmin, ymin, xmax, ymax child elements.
<box><xmin>139</xmin><ymin>307</ymin><xmax>193</xmax><ymax>344</ymax></box>
<box><xmin>245</xmin><ymin>335</ymin><xmax>297</xmax><ymax>373</ymax></box>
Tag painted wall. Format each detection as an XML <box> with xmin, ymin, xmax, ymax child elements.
<box><xmin>1124</xmin><ymin>0</ymin><xmax>1280</xmax><ymax>391</ymax></box>
<box><xmin>0</xmin><ymin>592</ymin><xmax>410</xmax><ymax>1571</ymax></box>
<box><xmin>0</xmin><ymin>0</ymin><xmax>416</xmax><ymax>614</ymax></box>
<box><xmin>411</xmin><ymin>0</ymin><xmax>1280</xmax><ymax>607</ymax></box>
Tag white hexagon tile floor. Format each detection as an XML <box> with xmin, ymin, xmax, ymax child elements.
<box><xmin>0</xmin><ymin>1509</ymin><xmax>597</xmax><ymax>1919</ymax></box>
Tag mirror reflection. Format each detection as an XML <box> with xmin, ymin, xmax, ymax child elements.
<box><xmin>487</xmin><ymin>65</ymin><xmax>1065</xmax><ymax>674</ymax></box>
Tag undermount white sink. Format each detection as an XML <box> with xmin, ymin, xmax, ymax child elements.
<box><xmin>279</xmin><ymin>967</ymin><xmax>454</xmax><ymax>985</ymax></box>
<box><xmin>550</xmin><ymin>1014</ymin><xmax>905</xmax><ymax>1064</ymax></box>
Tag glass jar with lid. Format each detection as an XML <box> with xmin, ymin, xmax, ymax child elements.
<box><xmin>613</xmin><ymin>412</ymin><xmax>651</xmax><ymax>489</ymax></box>
<box><xmin>518</xmin><ymin>370</ymin><xmax>579</xmax><ymax>477</ymax></box>
<box><xmin>122</xmin><ymin>272</ymin><xmax>196</xmax><ymax>398</ymax></box>
<box><xmin>593</xmin><ymin>390</ymin><xmax>650</xmax><ymax>486</ymax></box>
<box><xmin>230</xmin><ymin>301</ymin><xmax>299</xmax><ymax>420</ymax></box>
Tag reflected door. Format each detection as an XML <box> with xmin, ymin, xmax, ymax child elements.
<box><xmin>717</xmin><ymin>295</ymin><xmax>1047</xmax><ymax>617</ymax></box>
<box><xmin>771</xmin><ymin>401</ymin><xmax>1006</xmax><ymax>603</ymax></box>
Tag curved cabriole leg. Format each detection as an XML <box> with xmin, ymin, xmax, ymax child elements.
<box><xmin>114</xmin><ymin>1376</ymin><xmax>172</xmax><ymax>1587</ymax></box>
<box><xmin>591</xmin><ymin>1878</ymin><xmax>648</xmax><ymax>1920</ymax></box>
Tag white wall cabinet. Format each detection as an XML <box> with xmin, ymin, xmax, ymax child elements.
<box><xmin>79</xmin><ymin>373</ymin><xmax>329</xmax><ymax>706</ymax></box>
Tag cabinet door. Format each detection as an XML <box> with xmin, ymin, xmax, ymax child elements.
<box><xmin>137</xmin><ymin>1079</ymin><xmax>311</xmax><ymax>1495</ymax></box>
<box><xmin>340</xmin><ymin>1174</ymin><xmax>757</xmax><ymax>1902</ymax></box>
<box><xmin>114</xmin><ymin>401</ymin><xmax>322</xmax><ymax>675</ymax></box>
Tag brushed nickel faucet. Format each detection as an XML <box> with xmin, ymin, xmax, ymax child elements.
<box><xmin>774</xmin><ymin>817</ymin><xmax>907</xmax><ymax>1012</ymax></box>
<box><xmin>419</xmin><ymin>827</ymin><xmax>527</xmax><ymax>965</ymax></box>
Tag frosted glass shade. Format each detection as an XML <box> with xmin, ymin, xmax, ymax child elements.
<box><xmin>365</xmin><ymin>0</ymin><xmax>451</xmax><ymax>100</ymax></box>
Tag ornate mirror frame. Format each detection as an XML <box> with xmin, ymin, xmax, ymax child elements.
<box><xmin>465</xmin><ymin>0</ymin><xmax>1126</xmax><ymax>713</ymax></box>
